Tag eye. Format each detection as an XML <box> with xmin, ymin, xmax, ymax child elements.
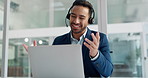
<box><xmin>80</xmin><ymin>17</ymin><xmax>85</xmax><ymax>20</ymax></box>
<box><xmin>79</xmin><ymin>16</ymin><xmax>85</xmax><ymax>20</ymax></box>
<box><xmin>70</xmin><ymin>15</ymin><xmax>76</xmax><ymax>18</ymax></box>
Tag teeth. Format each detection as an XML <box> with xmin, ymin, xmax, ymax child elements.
<box><xmin>74</xmin><ymin>26</ymin><xmax>79</xmax><ymax>27</ymax></box>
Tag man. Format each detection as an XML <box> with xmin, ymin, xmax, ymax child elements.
<box><xmin>23</xmin><ymin>0</ymin><xmax>113</xmax><ymax>77</ymax></box>
<box><xmin>52</xmin><ymin>0</ymin><xmax>113</xmax><ymax>77</ymax></box>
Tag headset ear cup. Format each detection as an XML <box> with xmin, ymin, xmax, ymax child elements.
<box><xmin>88</xmin><ymin>17</ymin><xmax>94</xmax><ymax>24</ymax></box>
<box><xmin>66</xmin><ymin>14</ymin><xmax>70</xmax><ymax>20</ymax></box>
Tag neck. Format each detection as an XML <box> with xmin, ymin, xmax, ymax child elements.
<box><xmin>72</xmin><ymin>33</ymin><xmax>82</xmax><ymax>40</ymax></box>
<box><xmin>72</xmin><ymin>29</ymin><xmax>86</xmax><ymax>40</ymax></box>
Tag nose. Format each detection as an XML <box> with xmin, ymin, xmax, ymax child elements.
<box><xmin>73</xmin><ymin>18</ymin><xmax>80</xmax><ymax>24</ymax></box>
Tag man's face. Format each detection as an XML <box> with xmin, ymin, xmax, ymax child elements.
<box><xmin>70</xmin><ymin>5</ymin><xmax>90</xmax><ymax>34</ymax></box>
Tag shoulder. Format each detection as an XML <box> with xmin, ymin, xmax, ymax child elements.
<box><xmin>52</xmin><ymin>33</ymin><xmax>70</xmax><ymax>45</ymax></box>
<box><xmin>55</xmin><ymin>33</ymin><xmax>69</xmax><ymax>40</ymax></box>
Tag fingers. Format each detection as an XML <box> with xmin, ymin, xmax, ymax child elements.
<box><xmin>84</xmin><ymin>42</ymin><xmax>93</xmax><ymax>50</ymax></box>
<box><xmin>84</xmin><ymin>38</ymin><xmax>96</xmax><ymax>48</ymax></box>
<box><xmin>92</xmin><ymin>33</ymin><xmax>100</xmax><ymax>43</ymax></box>
<box><xmin>22</xmin><ymin>44</ymin><xmax>28</xmax><ymax>52</ymax></box>
<box><xmin>96</xmin><ymin>32</ymin><xmax>100</xmax><ymax>42</ymax></box>
<box><xmin>89</xmin><ymin>33</ymin><xmax>100</xmax><ymax>46</ymax></box>
<box><xmin>33</xmin><ymin>40</ymin><xmax>37</xmax><ymax>46</ymax></box>
<box><xmin>91</xmin><ymin>33</ymin><xmax>97</xmax><ymax>45</ymax></box>
<box><xmin>83</xmin><ymin>32</ymin><xmax>100</xmax><ymax>49</ymax></box>
<box><xmin>23</xmin><ymin>40</ymin><xmax>37</xmax><ymax>52</ymax></box>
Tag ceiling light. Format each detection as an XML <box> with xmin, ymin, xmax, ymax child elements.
<box><xmin>39</xmin><ymin>40</ymin><xmax>43</xmax><ymax>44</ymax></box>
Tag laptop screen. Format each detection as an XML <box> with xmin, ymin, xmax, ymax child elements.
<box><xmin>28</xmin><ymin>44</ymin><xmax>84</xmax><ymax>78</ymax></box>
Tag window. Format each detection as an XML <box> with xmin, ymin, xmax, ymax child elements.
<box><xmin>107</xmin><ymin>0</ymin><xmax>148</xmax><ymax>77</ymax></box>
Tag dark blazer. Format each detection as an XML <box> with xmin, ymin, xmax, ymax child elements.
<box><xmin>52</xmin><ymin>28</ymin><xmax>113</xmax><ymax>77</ymax></box>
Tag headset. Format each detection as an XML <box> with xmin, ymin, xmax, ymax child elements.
<box><xmin>65</xmin><ymin>0</ymin><xmax>95</xmax><ymax>27</ymax></box>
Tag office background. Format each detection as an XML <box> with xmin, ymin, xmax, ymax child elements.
<box><xmin>0</xmin><ymin>0</ymin><xmax>148</xmax><ymax>77</ymax></box>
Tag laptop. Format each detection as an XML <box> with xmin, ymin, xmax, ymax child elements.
<box><xmin>28</xmin><ymin>44</ymin><xmax>85</xmax><ymax>78</ymax></box>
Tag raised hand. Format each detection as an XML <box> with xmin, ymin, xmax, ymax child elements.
<box><xmin>84</xmin><ymin>32</ymin><xmax>100</xmax><ymax>58</ymax></box>
<box><xmin>22</xmin><ymin>40</ymin><xmax>37</xmax><ymax>52</ymax></box>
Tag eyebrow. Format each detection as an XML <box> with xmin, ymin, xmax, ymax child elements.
<box><xmin>70</xmin><ymin>13</ymin><xmax>86</xmax><ymax>17</ymax></box>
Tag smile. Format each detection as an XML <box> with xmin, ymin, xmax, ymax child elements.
<box><xmin>73</xmin><ymin>25</ymin><xmax>79</xmax><ymax>27</ymax></box>
<box><xmin>72</xmin><ymin>24</ymin><xmax>81</xmax><ymax>28</ymax></box>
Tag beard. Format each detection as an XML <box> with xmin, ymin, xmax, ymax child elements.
<box><xmin>71</xmin><ymin>26</ymin><xmax>87</xmax><ymax>34</ymax></box>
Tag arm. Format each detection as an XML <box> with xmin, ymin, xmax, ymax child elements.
<box><xmin>92</xmin><ymin>34</ymin><xmax>113</xmax><ymax>77</ymax></box>
<box><xmin>84</xmin><ymin>33</ymin><xmax>113</xmax><ymax>77</ymax></box>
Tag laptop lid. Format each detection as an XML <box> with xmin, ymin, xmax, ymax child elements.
<box><xmin>28</xmin><ymin>44</ymin><xmax>85</xmax><ymax>78</ymax></box>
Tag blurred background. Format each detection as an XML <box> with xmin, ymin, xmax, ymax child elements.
<box><xmin>0</xmin><ymin>0</ymin><xmax>148</xmax><ymax>77</ymax></box>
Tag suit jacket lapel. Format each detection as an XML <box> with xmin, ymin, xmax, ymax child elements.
<box><xmin>85</xmin><ymin>28</ymin><xmax>92</xmax><ymax>41</ymax></box>
<box><xmin>82</xmin><ymin>28</ymin><xmax>92</xmax><ymax>60</ymax></box>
